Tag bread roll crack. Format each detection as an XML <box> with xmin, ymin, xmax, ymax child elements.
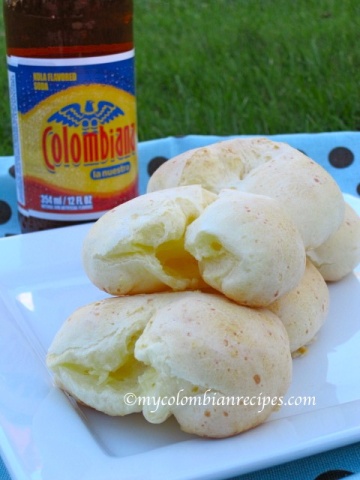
<box><xmin>82</xmin><ymin>185</ymin><xmax>217</xmax><ymax>295</ymax></box>
<box><xmin>185</xmin><ymin>190</ymin><xmax>306</xmax><ymax>307</ymax></box>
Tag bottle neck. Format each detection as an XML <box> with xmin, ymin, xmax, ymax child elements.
<box><xmin>3</xmin><ymin>1</ymin><xmax>133</xmax><ymax>58</ymax></box>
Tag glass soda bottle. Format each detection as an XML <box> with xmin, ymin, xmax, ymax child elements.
<box><xmin>3</xmin><ymin>0</ymin><xmax>138</xmax><ymax>233</ymax></box>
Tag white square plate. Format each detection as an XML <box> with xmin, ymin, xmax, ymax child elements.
<box><xmin>0</xmin><ymin>194</ymin><xmax>359</xmax><ymax>480</ymax></box>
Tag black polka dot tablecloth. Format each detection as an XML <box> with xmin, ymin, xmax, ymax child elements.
<box><xmin>0</xmin><ymin>132</ymin><xmax>360</xmax><ymax>479</ymax></box>
<box><xmin>1</xmin><ymin>132</ymin><xmax>359</xmax><ymax>237</ymax></box>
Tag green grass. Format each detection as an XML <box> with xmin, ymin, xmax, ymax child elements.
<box><xmin>0</xmin><ymin>0</ymin><xmax>359</xmax><ymax>156</ymax></box>
<box><xmin>0</xmin><ymin>9</ymin><xmax>12</xmax><ymax>155</ymax></box>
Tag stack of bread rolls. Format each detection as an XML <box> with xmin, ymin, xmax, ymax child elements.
<box><xmin>47</xmin><ymin>137</ymin><xmax>360</xmax><ymax>438</ymax></box>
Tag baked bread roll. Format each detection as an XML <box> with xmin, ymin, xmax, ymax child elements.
<box><xmin>135</xmin><ymin>293</ymin><xmax>292</xmax><ymax>438</ymax></box>
<box><xmin>185</xmin><ymin>190</ymin><xmax>306</xmax><ymax>307</ymax></box>
<box><xmin>147</xmin><ymin>137</ymin><xmax>264</xmax><ymax>193</ymax></box>
<box><xmin>307</xmin><ymin>202</ymin><xmax>360</xmax><ymax>281</ymax></box>
<box><xmin>82</xmin><ymin>185</ymin><xmax>217</xmax><ymax>296</ymax></box>
<box><xmin>47</xmin><ymin>294</ymin><xmax>163</xmax><ymax>416</ymax></box>
<box><xmin>46</xmin><ymin>291</ymin><xmax>292</xmax><ymax>438</ymax></box>
<box><xmin>147</xmin><ymin>137</ymin><xmax>345</xmax><ymax>250</ymax></box>
<box><xmin>268</xmin><ymin>260</ymin><xmax>329</xmax><ymax>354</ymax></box>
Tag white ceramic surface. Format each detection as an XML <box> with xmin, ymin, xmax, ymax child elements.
<box><xmin>0</xmin><ymin>195</ymin><xmax>359</xmax><ymax>480</ymax></box>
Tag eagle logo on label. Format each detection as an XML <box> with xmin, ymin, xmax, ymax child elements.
<box><xmin>47</xmin><ymin>100</ymin><xmax>124</xmax><ymax>133</ymax></box>
<box><xmin>41</xmin><ymin>97</ymin><xmax>135</xmax><ymax>172</ymax></box>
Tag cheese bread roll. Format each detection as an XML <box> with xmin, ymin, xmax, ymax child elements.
<box><xmin>135</xmin><ymin>292</ymin><xmax>292</xmax><ymax>438</ymax></box>
<box><xmin>47</xmin><ymin>293</ymin><xmax>188</xmax><ymax>416</ymax></box>
<box><xmin>185</xmin><ymin>190</ymin><xmax>306</xmax><ymax>307</ymax></box>
<box><xmin>47</xmin><ymin>291</ymin><xmax>292</xmax><ymax>438</ymax></box>
<box><xmin>147</xmin><ymin>137</ymin><xmax>345</xmax><ymax>250</ymax></box>
<box><xmin>307</xmin><ymin>202</ymin><xmax>360</xmax><ymax>281</ymax></box>
<box><xmin>268</xmin><ymin>260</ymin><xmax>329</xmax><ymax>354</ymax></box>
<box><xmin>82</xmin><ymin>185</ymin><xmax>217</xmax><ymax>295</ymax></box>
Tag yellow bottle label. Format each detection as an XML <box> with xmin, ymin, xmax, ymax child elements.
<box><xmin>7</xmin><ymin>51</ymin><xmax>138</xmax><ymax>220</ymax></box>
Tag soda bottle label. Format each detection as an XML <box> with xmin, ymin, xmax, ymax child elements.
<box><xmin>7</xmin><ymin>50</ymin><xmax>138</xmax><ymax>221</ymax></box>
